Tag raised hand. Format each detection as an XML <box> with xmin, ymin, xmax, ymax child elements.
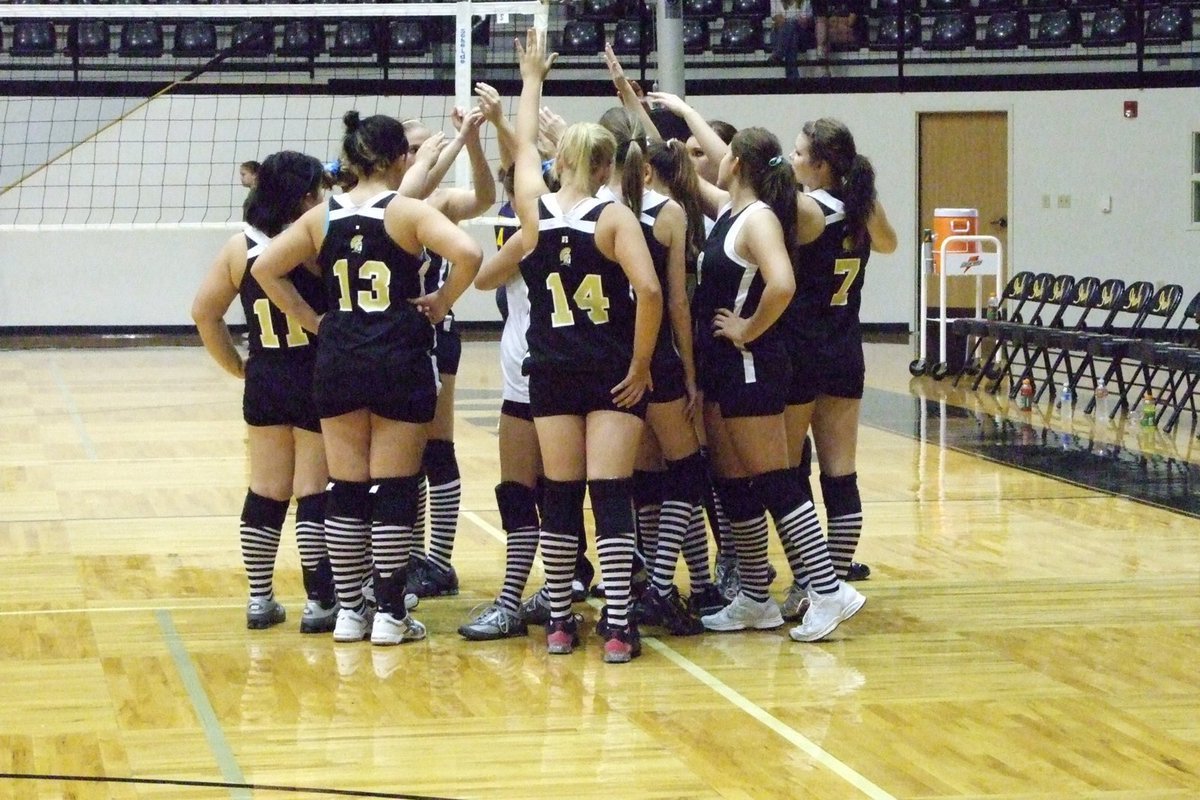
<box><xmin>515</xmin><ymin>27</ymin><xmax>557</xmax><ymax>82</ymax></box>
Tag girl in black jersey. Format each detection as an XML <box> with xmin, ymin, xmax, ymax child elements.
<box><xmin>396</xmin><ymin>108</ymin><xmax>495</xmax><ymax>600</ymax></box>
<box><xmin>253</xmin><ymin>112</ymin><xmax>482</xmax><ymax>648</ymax></box>
<box><xmin>192</xmin><ymin>151</ymin><xmax>334</xmax><ymax>634</ymax></box>
<box><xmin>778</xmin><ymin>118</ymin><xmax>896</xmax><ymax>630</ymax></box>
<box><xmin>596</xmin><ymin>107</ymin><xmax>713</xmax><ymax>636</ymax></box>
<box><xmin>514</xmin><ymin>29</ymin><xmax>662</xmax><ymax>663</ymax></box>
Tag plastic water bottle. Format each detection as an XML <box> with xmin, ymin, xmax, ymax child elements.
<box><xmin>986</xmin><ymin>295</ymin><xmax>999</xmax><ymax>321</ymax></box>
<box><xmin>1017</xmin><ymin>378</ymin><xmax>1034</xmax><ymax>411</ymax></box>
<box><xmin>1059</xmin><ymin>382</ymin><xmax>1074</xmax><ymax>425</ymax></box>
<box><xmin>1094</xmin><ymin>381</ymin><xmax>1110</xmax><ymax>418</ymax></box>
<box><xmin>1141</xmin><ymin>390</ymin><xmax>1157</xmax><ymax>428</ymax></box>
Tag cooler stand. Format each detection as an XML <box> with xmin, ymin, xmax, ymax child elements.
<box><xmin>910</xmin><ymin>235</ymin><xmax>1005</xmax><ymax>381</ymax></box>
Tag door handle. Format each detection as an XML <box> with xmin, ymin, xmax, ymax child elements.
<box><xmin>990</xmin><ymin>216</ymin><xmax>1008</xmax><ymax>228</ymax></box>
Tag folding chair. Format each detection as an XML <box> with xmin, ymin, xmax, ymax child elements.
<box><xmin>1120</xmin><ymin>288</ymin><xmax>1199</xmax><ymax>427</ymax></box>
<box><xmin>951</xmin><ymin>270</ymin><xmax>1033</xmax><ymax>388</ymax></box>
<box><xmin>984</xmin><ymin>273</ymin><xmax>1073</xmax><ymax>396</ymax></box>
<box><xmin>1089</xmin><ymin>283</ymin><xmax>1183</xmax><ymax>418</ymax></box>
<box><xmin>1026</xmin><ymin>275</ymin><xmax>1106</xmax><ymax>403</ymax></box>
<box><xmin>967</xmin><ymin>271</ymin><xmax>1053</xmax><ymax>392</ymax></box>
<box><xmin>1065</xmin><ymin>280</ymin><xmax>1154</xmax><ymax>413</ymax></box>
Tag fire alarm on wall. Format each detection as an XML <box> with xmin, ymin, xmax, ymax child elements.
<box><xmin>1123</xmin><ymin>100</ymin><xmax>1138</xmax><ymax>119</ymax></box>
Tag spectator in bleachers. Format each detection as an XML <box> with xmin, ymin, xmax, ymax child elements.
<box><xmin>771</xmin><ymin>0</ymin><xmax>814</xmax><ymax>82</ymax></box>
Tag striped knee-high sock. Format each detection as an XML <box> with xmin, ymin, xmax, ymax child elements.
<box><xmin>325</xmin><ymin>480</ymin><xmax>372</xmax><ymax>613</ymax></box>
<box><xmin>681</xmin><ymin>504</ymin><xmax>713</xmax><ymax>591</ymax></box>
<box><xmin>540</xmin><ymin>479</ymin><xmax>585</xmax><ymax>620</ymax></box>
<box><xmin>591</xmin><ymin>478</ymin><xmax>637</xmax><ymax>629</ymax></box>
<box><xmin>716</xmin><ymin>478</ymin><xmax>770</xmax><ymax>602</ymax></box>
<box><xmin>653</xmin><ymin>452</ymin><xmax>707</xmax><ymax>595</ymax></box>
<box><xmin>295</xmin><ymin>492</ymin><xmax>333</xmax><ymax>604</ymax></box>
<box><xmin>757</xmin><ymin>469</ymin><xmax>838</xmax><ymax>596</ymax></box>
<box><xmin>632</xmin><ymin>469</ymin><xmax>663</xmax><ymax>574</ymax></box>
<box><xmin>495</xmin><ymin>481</ymin><xmax>540</xmax><ymax>613</ymax></box>
<box><xmin>240</xmin><ymin>490</ymin><xmax>289</xmax><ymax>600</ymax></box>
<box><xmin>423</xmin><ymin>439</ymin><xmax>461</xmax><ymax>572</ymax></box>
<box><xmin>370</xmin><ymin>476</ymin><xmax>419</xmax><ymax>616</ymax></box>
<box><xmin>821</xmin><ymin>472</ymin><xmax>863</xmax><ymax>580</ymax></box>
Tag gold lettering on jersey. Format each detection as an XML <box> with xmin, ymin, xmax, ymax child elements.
<box><xmin>559</xmin><ymin>246</ymin><xmax>572</xmax><ymax>268</ymax></box>
<box><xmin>351</xmin><ymin>235</ymin><xmax>363</xmax><ymax>254</ymax></box>
<box><xmin>252</xmin><ymin>298</ymin><xmax>310</xmax><ymax>348</ymax></box>
<box><xmin>831</xmin><ymin>258</ymin><xmax>861</xmax><ymax>307</ymax></box>
<box><xmin>332</xmin><ymin>258</ymin><xmax>392</xmax><ymax>312</ymax></box>
<box><xmin>546</xmin><ymin>272</ymin><xmax>610</xmax><ymax>327</ymax></box>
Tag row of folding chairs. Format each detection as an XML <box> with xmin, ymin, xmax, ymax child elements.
<box><xmin>950</xmin><ymin>272</ymin><xmax>1200</xmax><ymax>432</ymax></box>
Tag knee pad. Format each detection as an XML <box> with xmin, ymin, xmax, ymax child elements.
<box><xmin>713</xmin><ymin>477</ymin><xmax>762</xmax><ymax>523</ymax></box>
<box><xmin>241</xmin><ymin>490</ymin><xmax>289</xmax><ymax>530</ymax></box>
<box><xmin>370</xmin><ymin>475</ymin><xmax>420</xmax><ymax>527</ymax></box>
<box><xmin>325</xmin><ymin>480</ymin><xmax>371</xmax><ymax>521</ymax></box>
<box><xmin>295</xmin><ymin>492</ymin><xmax>326</xmax><ymax>526</ymax></box>
<box><xmin>631</xmin><ymin>469</ymin><xmax>664</xmax><ymax>508</ymax></box>
<box><xmin>664</xmin><ymin>451</ymin><xmax>707</xmax><ymax>505</ymax></box>
<box><xmin>422</xmin><ymin>439</ymin><xmax>459</xmax><ymax>484</ymax></box>
<box><xmin>820</xmin><ymin>472</ymin><xmax>861</xmax><ymax>518</ymax></box>
<box><xmin>753</xmin><ymin>468</ymin><xmax>805</xmax><ymax>521</ymax></box>
<box><xmin>495</xmin><ymin>481</ymin><xmax>539</xmax><ymax>532</ymax></box>
<box><xmin>541</xmin><ymin>478</ymin><xmax>586</xmax><ymax>537</ymax></box>
<box><xmin>588</xmin><ymin>478</ymin><xmax>635</xmax><ymax>539</ymax></box>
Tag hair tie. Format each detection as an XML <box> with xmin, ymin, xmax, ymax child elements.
<box><xmin>768</xmin><ymin>155</ymin><xmax>784</xmax><ymax>167</ymax></box>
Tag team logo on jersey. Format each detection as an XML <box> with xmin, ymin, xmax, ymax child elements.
<box><xmin>559</xmin><ymin>246</ymin><xmax>572</xmax><ymax>268</ymax></box>
<box><xmin>351</xmin><ymin>235</ymin><xmax>363</xmax><ymax>254</ymax></box>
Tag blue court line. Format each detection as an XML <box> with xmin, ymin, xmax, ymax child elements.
<box><xmin>50</xmin><ymin>358</ymin><xmax>97</xmax><ymax>461</ymax></box>
<box><xmin>156</xmin><ymin>609</ymin><xmax>251</xmax><ymax>800</ymax></box>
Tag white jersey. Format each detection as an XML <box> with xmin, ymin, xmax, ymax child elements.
<box><xmin>501</xmin><ymin>273</ymin><xmax>531</xmax><ymax>404</ymax></box>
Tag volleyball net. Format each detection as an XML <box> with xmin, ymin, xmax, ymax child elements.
<box><xmin>0</xmin><ymin>2</ymin><xmax>549</xmax><ymax>228</ymax></box>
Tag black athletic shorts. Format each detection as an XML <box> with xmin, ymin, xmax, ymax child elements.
<box><xmin>648</xmin><ymin>353</ymin><xmax>687</xmax><ymax>405</ymax></box>
<box><xmin>313</xmin><ymin>344</ymin><xmax>438</xmax><ymax>424</ymax></box>
<box><xmin>528</xmin><ymin>367</ymin><xmax>648</xmax><ymax>420</ymax></box>
<box><xmin>243</xmin><ymin>354</ymin><xmax>321</xmax><ymax>432</ymax></box>
<box><xmin>785</xmin><ymin>333</ymin><xmax>865</xmax><ymax>405</ymax></box>
<box><xmin>697</xmin><ymin>341</ymin><xmax>790</xmax><ymax>419</ymax></box>
<box><xmin>500</xmin><ymin>399</ymin><xmax>533</xmax><ymax>421</ymax></box>
<box><xmin>432</xmin><ymin>321</ymin><xmax>462</xmax><ymax>376</ymax></box>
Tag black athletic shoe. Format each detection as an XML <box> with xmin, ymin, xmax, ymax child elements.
<box><xmin>846</xmin><ymin>561</ymin><xmax>871</xmax><ymax>582</ymax></box>
<box><xmin>641</xmin><ymin>586</ymin><xmax>704</xmax><ymax>636</ymax></box>
<box><xmin>412</xmin><ymin>558</ymin><xmax>459</xmax><ymax>597</ymax></box>
<box><xmin>687</xmin><ymin>584</ymin><xmax>729</xmax><ymax>618</ymax></box>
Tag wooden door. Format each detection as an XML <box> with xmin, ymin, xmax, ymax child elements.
<box><xmin>919</xmin><ymin>112</ymin><xmax>1008</xmax><ymax>309</ymax></box>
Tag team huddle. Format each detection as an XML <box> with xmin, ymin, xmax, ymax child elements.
<box><xmin>192</xmin><ymin>29</ymin><xmax>897</xmax><ymax>665</ymax></box>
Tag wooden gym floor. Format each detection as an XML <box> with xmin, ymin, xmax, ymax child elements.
<box><xmin>0</xmin><ymin>337</ymin><xmax>1197</xmax><ymax>799</ymax></box>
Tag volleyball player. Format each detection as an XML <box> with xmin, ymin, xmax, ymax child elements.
<box><xmin>252</xmin><ymin>111</ymin><xmax>482</xmax><ymax>646</ymax></box>
<box><xmin>395</xmin><ymin>108</ymin><xmax>495</xmax><ymax>599</ymax></box>
<box><xmin>595</xmin><ymin>106</ymin><xmax>712</xmax><ymax>636</ymax></box>
<box><xmin>193</xmin><ymin>151</ymin><xmax>333</xmax><ymax>634</ymax></box>
<box><xmin>514</xmin><ymin>29</ymin><xmax>662</xmax><ymax>663</ymax></box>
<box><xmin>778</xmin><ymin>119</ymin><xmax>896</xmax><ymax>628</ymax></box>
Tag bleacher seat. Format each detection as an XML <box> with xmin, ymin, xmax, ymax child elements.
<box><xmin>1024</xmin><ymin>0</ymin><xmax>1065</xmax><ymax>11</ymax></box>
<box><xmin>612</xmin><ymin>18</ymin><xmax>645</xmax><ymax>55</ymax></box>
<box><xmin>977</xmin><ymin>0</ymin><xmax>1018</xmax><ymax>11</ymax></box>
<box><xmin>387</xmin><ymin>20</ymin><xmax>428</xmax><ymax>56</ymax></box>
<box><xmin>716</xmin><ymin>17</ymin><xmax>763</xmax><ymax>52</ymax></box>
<box><xmin>69</xmin><ymin>20</ymin><xmax>110</xmax><ymax>57</ymax></box>
<box><xmin>874</xmin><ymin>0</ymin><xmax>903</xmax><ymax>14</ymax></box>
<box><xmin>926</xmin><ymin>11</ymin><xmax>976</xmax><ymax>49</ymax></box>
<box><xmin>173</xmin><ymin>21</ymin><xmax>216</xmax><ymax>58</ymax></box>
<box><xmin>579</xmin><ymin>0</ymin><xmax>628</xmax><ymax>22</ymax></box>
<box><xmin>1145</xmin><ymin>5</ymin><xmax>1192</xmax><ymax>44</ymax></box>
<box><xmin>980</xmin><ymin>10</ymin><xmax>1029</xmax><ymax>47</ymax></box>
<box><xmin>925</xmin><ymin>0</ymin><xmax>968</xmax><ymax>11</ymax></box>
<box><xmin>871</xmin><ymin>13</ymin><xmax>922</xmax><ymax>50</ymax></box>
<box><xmin>1030</xmin><ymin>8</ymin><xmax>1082</xmax><ymax>47</ymax></box>
<box><xmin>331</xmin><ymin>21</ymin><xmax>376</xmax><ymax>56</ymax></box>
<box><xmin>682</xmin><ymin>18</ymin><xmax>710</xmax><ymax>53</ymax></box>
<box><xmin>12</xmin><ymin>21</ymin><xmax>56</xmax><ymax>56</ymax></box>
<box><xmin>1084</xmin><ymin>5</ymin><xmax>1134</xmax><ymax>45</ymax></box>
<box><xmin>232</xmin><ymin>21</ymin><xmax>273</xmax><ymax>55</ymax></box>
<box><xmin>120</xmin><ymin>21</ymin><xmax>164</xmax><ymax>57</ymax></box>
<box><xmin>559</xmin><ymin>20</ymin><xmax>605</xmax><ymax>55</ymax></box>
<box><xmin>728</xmin><ymin>0</ymin><xmax>771</xmax><ymax>18</ymax></box>
<box><xmin>278</xmin><ymin>20</ymin><xmax>324</xmax><ymax>57</ymax></box>
<box><xmin>686</xmin><ymin>0</ymin><xmax>724</xmax><ymax>21</ymax></box>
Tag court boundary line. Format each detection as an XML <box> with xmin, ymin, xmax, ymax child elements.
<box><xmin>0</xmin><ymin>772</ymin><xmax>461</xmax><ymax>799</ymax></box>
<box><xmin>50</xmin><ymin>356</ymin><xmax>97</xmax><ymax>461</ymax></box>
<box><xmin>156</xmin><ymin>609</ymin><xmax>250</xmax><ymax>800</ymax></box>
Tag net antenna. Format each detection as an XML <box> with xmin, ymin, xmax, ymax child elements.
<box><xmin>0</xmin><ymin>2</ymin><xmax>549</xmax><ymax>226</ymax></box>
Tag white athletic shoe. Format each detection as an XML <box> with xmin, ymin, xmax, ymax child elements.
<box><xmin>788</xmin><ymin>581</ymin><xmax>866</xmax><ymax>642</ymax></box>
<box><xmin>701</xmin><ymin>592</ymin><xmax>784</xmax><ymax>632</ymax></box>
<box><xmin>370</xmin><ymin>612</ymin><xmax>427</xmax><ymax>646</ymax></box>
<box><xmin>333</xmin><ymin>607</ymin><xmax>373</xmax><ymax>643</ymax></box>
